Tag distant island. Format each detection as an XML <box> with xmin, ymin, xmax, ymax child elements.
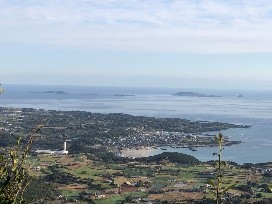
<box><xmin>114</xmin><ymin>94</ymin><xmax>135</xmax><ymax>97</ymax></box>
<box><xmin>173</xmin><ymin>91</ymin><xmax>221</xmax><ymax>97</ymax></box>
<box><xmin>80</xmin><ymin>93</ymin><xmax>135</xmax><ymax>97</ymax></box>
<box><xmin>32</xmin><ymin>90</ymin><xmax>68</xmax><ymax>94</ymax></box>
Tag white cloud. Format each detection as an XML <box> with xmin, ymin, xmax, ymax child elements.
<box><xmin>1</xmin><ymin>0</ymin><xmax>272</xmax><ymax>53</ymax></box>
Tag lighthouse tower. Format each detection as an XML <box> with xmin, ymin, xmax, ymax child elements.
<box><xmin>63</xmin><ymin>141</ymin><xmax>68</xmax><ymax>154</ymax></box>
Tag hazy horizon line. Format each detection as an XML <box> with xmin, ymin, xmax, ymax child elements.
<box><xmin>2</xmin><ymin>83</ymin><xmax>272</xmax><ymax>92</ymax></box>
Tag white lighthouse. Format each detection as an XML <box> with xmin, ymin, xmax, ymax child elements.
<box><xmin>62</xmin><ymin>141</ymin><xmax>68</xmax><ymax>154</ymax></box>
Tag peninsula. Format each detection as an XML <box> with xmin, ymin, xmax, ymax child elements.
<box><xmin>0</xmin><ymin>107</ymin><xmax>249</xmax><ymax>153</ymax></box>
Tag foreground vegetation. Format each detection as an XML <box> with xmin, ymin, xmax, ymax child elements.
<box><xmin>2</xmin><ymin>139</ymin><xmax>272</xmax><ymax>204</ymax></box>
<box><xmin>1</xmin><ymin>106</ymin><xmax>271</xmax><ymax>204</ymax></box>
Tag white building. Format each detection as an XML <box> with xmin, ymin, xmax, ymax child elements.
<box><xmin>35</xmin><ymin>141</ymin><xmax>68</xmax><ymax>155</ymax></box>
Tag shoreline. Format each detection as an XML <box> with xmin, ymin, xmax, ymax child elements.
<box><xmin>120</xmin><ymin>141</ymin><xmax>243</xmax><ymax>160</ymax></box>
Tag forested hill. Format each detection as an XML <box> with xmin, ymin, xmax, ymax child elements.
<box><xmin>137</xmin><ymin>152</ymin><xmax>200</xmax><ymax>165</ymax></box>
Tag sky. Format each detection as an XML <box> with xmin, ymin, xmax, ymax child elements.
<box><xmin>1</xmin><ymin>0</ymin><xmax>272</xmax><ymax>89</ymax></box>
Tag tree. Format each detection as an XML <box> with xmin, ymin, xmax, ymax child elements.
<box><xmin>23</xmin><ymin>177</ymin><xmax>59</xmax><ymax>204</ymax></box>
<box><xmin>208</xmin><ymin>133</ymin><xmax>234</xmax><ymax>204</ymax></box>
<box><xmin>0</xmin><ymin>128</ymin><xmax>39</xmax><ymax>203</ymax></box>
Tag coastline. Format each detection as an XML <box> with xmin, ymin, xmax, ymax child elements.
<box><xmin>1</xmin><ymin>106</ymin><xmax>253</xmax><ymax>163</ymax></box>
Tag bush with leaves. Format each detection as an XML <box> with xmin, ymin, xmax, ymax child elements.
<box><xmin>0</xmin><ymin>140</ymin><xmax>28</xmax><ymax>203</ymax></box>
<box><xmin>0</xmin><ymin>127</ymin><xmax>41</xmax><ymax>204</ymax></box>
<box><xmin>0</xmin><ymin>85</ymin><xmax>41</xmax><ymax>203</ymax></box>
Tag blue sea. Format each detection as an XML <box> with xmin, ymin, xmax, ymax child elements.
<box><xmin>1</xmin><ymin>84</ymin><xmax>272</xmax><ymax>164</ymax></box>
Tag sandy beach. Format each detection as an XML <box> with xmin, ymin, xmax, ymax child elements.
<box><xmin>121</xmin><ymin>147</ymin><xmax>156</xmax><ymax>158</ymax></box>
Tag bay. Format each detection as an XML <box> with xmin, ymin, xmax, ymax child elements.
<box><xmin>1</xmin><ymin>84</ymin><xmax>272</xmax><ymax>164</ymax></box>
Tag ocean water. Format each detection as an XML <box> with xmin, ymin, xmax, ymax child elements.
<box><xmin>1</xmin><ymin>84</ymin><xmax>272</xmax><ymax>164</ymax></box>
